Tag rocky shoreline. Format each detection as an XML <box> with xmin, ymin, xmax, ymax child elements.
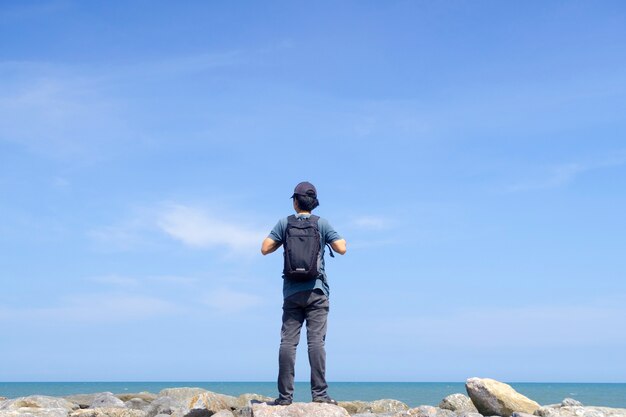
<box><xmin>1</xmin><ymin>378</ymin><xmax>624</xmax><ymax>417</ymax></box>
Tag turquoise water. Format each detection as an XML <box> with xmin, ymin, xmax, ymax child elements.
<box><xmin>1</xmin><ymin>382</ymin><xmax>625</xmax><ymax>408</ymax></box>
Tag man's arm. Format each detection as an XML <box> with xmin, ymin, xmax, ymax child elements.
<box><xmin>330</xmin><ymin>238</ymin><xmax>347</xmax><ymax>255</ymax></box>
<box><xmin>261</xmin><ymin>238</ymin><xmax>281</xmax><ymax>255</ymax></box>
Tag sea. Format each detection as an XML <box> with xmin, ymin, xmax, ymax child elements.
<box><xmin>1</xmin><ymin>382</ymin><xmax>625</xmax><ymax>408</ymax></box>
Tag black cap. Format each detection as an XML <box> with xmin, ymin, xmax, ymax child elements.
<box><xmin>291</xmin><ymin>181</ymin><xmax>317</xmax><ymax>198</ymax></box>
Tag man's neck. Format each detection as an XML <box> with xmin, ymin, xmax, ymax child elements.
<box><xmin>295</xmin><ymin>210</ymin><xmax>311</xmax><ymax>215</ymax></box>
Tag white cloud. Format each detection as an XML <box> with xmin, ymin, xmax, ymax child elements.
<box><xmin>367</xmin><ymin>298</ymin><xmax>626</xmax><ymax>349</ymax></box>
<box><xmin>0</xmin><ymin>293</ymin><xmax>181</xmax><ymax>323</ymax></box>
<box><xmin>156</xmin><ymin>204</ymin><xmax>265</xmax><ymax>253</ymax></box>
<box><xmin>351</xmin><ymin>215</ymin><xmax>391</xmax><ymax>230</ymax></box>
<box><xmin>506</xmin><ymin>154</ymin><xmax>626</xmax><ymax>192</ymax></box>
<box><xmin>89</xmin><ymin>274</ymin><xmax>140</xmax><ymax>287</ymax></box>
<box><xmin>203</xmin><ymin>288</ymin><xmax>264</xmax><ymax>314</ymax></box>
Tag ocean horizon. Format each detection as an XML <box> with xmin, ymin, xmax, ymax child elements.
<box><xmin>1</xmin><ymin>381</ymin><xmax>625</xmax><ymax>408</ymax></box>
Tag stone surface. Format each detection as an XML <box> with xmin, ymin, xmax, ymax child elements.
<box><xmin>337</xmin><ymin>401</ymin><xmax>370</xmax><ymax>414</ymax></box>
<box><xmin>0</xmin><ymin>397</ymin><xmax>78</xmax><ymax>412</ymax></box>
<box><xmin>511</xmin><ymin>413</ymin><xmax>535</xmax><ymax>417</ymax></box>
<box><xmin>70</xmin><ymin>409</ymin><xmax>146</xmax><ymax>417</ymax></box>
<box><xmin>457</xmin><ymin>413</ymin><xmax>483</xmax><ymax>417</ymax></box>
<box><xmin>145</xmin><ymin>397</ymin><xmax>187</xmax><ymax>417</ymax></box>
<box><xmin>210</xmin><ymin>412</ymin><xmax>233</xmax><ymax>417</ymax></box>
<box><xmin>124</xmin><ymin>400</ymin><xmax>151</xmax><ymax>412</ymax></box>
<box><xmin>251</xmin><ymin>402</ymin><xmax>350</xmax><ymax>417</ymax></box>
<box><xmin>402</xmin><ymin>405</ymin><xmax>456</xmax><ymax>417</ymax></box>
<box><xmin>560</xmin><ymin>399</ymin><xmax>583</xmax><ymax>407</ymax></box>
<box><xmin>89</xmin><ymin>394</ymin><xmax>126</xmax><ymax>409</ymax></box>
<box><xmin>64</xmin><ymin>395</ymin><xmax>105</xmax><ymax>410</ymax></box>
<box><xmin>234</xmin><ymin>394</ymin><xmax>272</xmax><ymax>409</ymax></box>
<box><xmin>535</xmin><ymin>406</ymin><xmax>626</xmax><ymax>417</ymax></box>
<box><xmin>115</xmin><ymin>395</ymin><xmax>156</xmax><ymax>404</ymax></box>
<box><xmin>370</xmin><ymin>400</ymin><xmax>409</xmax><ymax>414</ymax></box>
<box><xmin>156</xmin><ymin>390</ymin><xmax>208</xmax><ymax>404</ymax></box>
<box><xmin>338</xmin><ymin>399</ymin><xmax>408</xmax><ymax>415</ymax></box>
<box><xmin>0</xmin><ymin>409</ymin><xmax>70</xmax><ymax>417</ymax></box>
<box><xmin>439</xmin><ymin>394</ymin><xmax>478</xmax><ymax>414</ymax></box>
<box><xmin>187</xmin><ymin>392</ymin><xmax>237</xmax><ymax>416</ymax></box>
<box><xmin>465</xmin><ymin>378</ymin><xmax>540</xmax><ymax>417</ymax></box>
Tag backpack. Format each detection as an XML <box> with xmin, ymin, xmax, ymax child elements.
<box><xmin>282</xmin><ymin>215</ymin><xmax>334</xmax><ymax>281</ymax></box>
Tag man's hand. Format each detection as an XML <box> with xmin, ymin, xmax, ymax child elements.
<box><xmin>330</xmin><ymin>239</ymin><xmax>347</xmax><ymax>255</ymax></box>
<box><xmin>261</xmin><ymin>238</ymin><xmax>281</xmax><ymax>255</ymax></box>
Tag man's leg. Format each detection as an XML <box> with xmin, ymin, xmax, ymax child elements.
<box><xmin>277</xmin><ymin>293</ymin><xmax>306</xmax><ymax>402</ymax></box>
<box><xmin>305</xmin><ymin>289</ymin><xmax>330</xmax><ymax>400</ymax></box>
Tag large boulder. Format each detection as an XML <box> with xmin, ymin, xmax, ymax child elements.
<box><xmin>370</xmin><ymin>400</ymin><xmax>409</xmax><ymax>414</ymax></box>
<box><xmin>233</xmin><ymin>394</ymin><xmax>272</xmax><ymax>409</ymax></box>
<box><xmin>534</xmin><ymin>405</ymin><xmax>626</xmax><ymax>417</ymax></box>
<box><xmin>0</xmin><ymin>409</ymin><xmax>70</xmax><ymax>417</ymax></box>
<box><xmin>89</xmin><ymin>394</ymin><xmax>126</xmax><ymax>409</ymax></box>
<box><xmin>439</xmin><ymin>394</ymin><xmax>478</xmax><ymax>414</ymax></box>
<box><xmin>187</xmin><ymin>392</ymin><xmax>237</xmax><ymax>416</ymax></box>
<box><xmin>70</xmin><ymin>409</ymin><xmax>146</xmax><ymax>417</ymax></box>
<box><xmin>338</xmin><ymin>399</ymin><xmax>408</xmax><ymax>415</ymax></box>
<box><xmin>123</xmin><ymin>400</ymin><xmax>151</xmax><ymax>412</ymax></box>
<box><xmin>156</xmin><ymin>390</ymin><xmax>208</xmax><ymax>405</ymax></box>
<box><xmin>64</xmin><ymin>395</ymin><xmax>106</xmax><ymax>410</ymax></box>
<box><xmin>145</xmin><ymin>397</ymin><xmax>187</xmax><ymax>417</ymax></box>
<box><xmin>0</xmin><ymin>397</ymin><xmax>78</xmax><ymax>412</ymax></box>
<box><xmin>338</xmin><ymin>401</ymin><xmax>369</xmax><ymax>414</ymax></box>
<box><xmin>210</xmin><ymin>412</ymin><xmax>233</xmax><ymax>417</ymax></box>
<box><xmin>465</xmin><ymin>378</ymin><xmax>540</xmax><ymax>417</ymax></box>
<box><xmin>402</xmin><ymin>405</ymin><xmax>456</xmax><ymax>417</ymax></box>
<box><xmin>115</xmin><ymin>395</ymin><xmax>156</xmax><ymax>404</ymax></box>
<box><xmin>251</xmin><ymin>402</ymin><xmax>349</xmax><ymax>417</ymax></box>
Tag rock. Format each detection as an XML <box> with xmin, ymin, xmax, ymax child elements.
<box><xmin>187</xmin><ymin>392</ymin><xmax>237</xmax><ymax>417</ymax></box>
<box><xmin>115</xmin><ymin>395</ymin><xmax>156</xmax><ymax>404</ymax></box>
<box><xmin>457</xmin><ymin>413</ymin><xmax>483</xmax><ymax>417</ymax></box>
<box><xmin>251</xmin><ymin>402</ymin><xmax>350</xmax><ymax>417</ymax></box>
<box><xmin>338</xmin><ymin>400</ymin><xmax>408</xmax><ymax>415</ymax></box>
<box><xmin>338</xmin><ymin>401</ymin><xmax>370</xmax><ymax>414</ymax></box>
<box><xmin>234</xmin><ymin>394</ymin><xmax>272</xmax><ymax>409</ymax></box>
<box><xmin>465</xmin><ymin>378</ymin><xmax>540</xmax><ymax>417</ymax></box>
<box><xmin>211</xmin><ymin>412</ymin><xmax>233</xmax><ymax>417</ymax></box>
<box><xmin>0</xmin><ymin>409</ymin><xmax>70</xmax><ymax>417</ymax></box>
<box><xmin>90</xmin><ymin>394</ymin><xmax>126</xmax><ymax>409</ymax></box>
<box><xmin>156</xmin><ymin>390</ymin><xmax>208</xmax><ymax>404</ymax></box>
<box><xmin>439</xmin><ymin>394</ymin><xmax>478</xmax><ymax>414</ymax></box>
<box><xmin>534</xmin><ymin>405</ymin><xmax>626</xmax><ymax>417</ymax></box>
<box><xmin>0</xmin><ymin>397</ymin><xmax>78</xmax><ymax>412</ymax></box>
<box><xmin>560</xmin><ymin>399</ymin><xmax>582</xmax><ymax>407</ymax></box>
<box><xmin>124</xmin><ymin>400</ymin><xmax>151</xmax><ymax>412</ymax></box>
<box><xmin>402</xmin><ymin>405</ymin><xmax>456</xmax><ymax>417</ymax></box>
<box><xmin>511</xmin><ymin>413</ymin><xmax>535</xmax><ymax>417</ymax></box>
<box><xmin>64</xmin><ymin>395</ymin><xmax>105</xmax><ymax>410</ymax></box>
<box><xmin>70</xmin><ymin>409</ymin><xmax>146</xmax><ymax>417</ymax></box>
<box><xmin>370</xmin><ymin>400</ymin><xmax>409</xmax><ymax>414</ymax></box>
<box><xmin>145</xmin><ymin>397</ymin><xmax>187</xmax><ymax>417</ymax></box>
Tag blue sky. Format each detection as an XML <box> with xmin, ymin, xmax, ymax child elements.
<box><xmin>1</xmin><ymin>1</ymin><xmax>625</xmax><ymax>383</ymax></box>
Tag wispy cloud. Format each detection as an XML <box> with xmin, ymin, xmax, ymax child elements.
<box><xmin>351</xmin><ymin>215</ymin><xmax>392</xmax><ymax>231</ymax></box>
<box><xmin>156</xmin><ymin>204</ymin><xmax>265</xmax><ymax>254</ymax></box>
<box><xmin>367</xmin><ymin>296</ymin><xmax>626</xmax><ymax>349</ymax></box>
<box><xmin>505</xmin><ymin>153</ymin><xmax>626</xmax><ymax>192</ymax></box>
<box><xmin>203</xmin><ymin>288</ymin><xmax>264</xmax><ymax>314</ymax></box>
<box><xmin>0</xmin><ymin>293</ymin><xmax>181</xmax><ymax>323</ymax></box>
<box><xmin>88</xmin><ymin>274</ymin><xmax>141</xmax><ymax>288</ymax></box>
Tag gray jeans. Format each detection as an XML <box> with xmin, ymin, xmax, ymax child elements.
<box><xmin>277</xmin><ymin>289</ymin><xmax>329</xmax><ymax>401</ymax></box>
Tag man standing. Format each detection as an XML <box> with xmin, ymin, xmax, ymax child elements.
<box><xmin>261</xmin><ymin>181</ymin><xmax>347</xmax><ymax>405</ymax></box>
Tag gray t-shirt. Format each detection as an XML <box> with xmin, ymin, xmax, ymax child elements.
<box><xmin>268</xmin><ymin>213</ymin><xmax>342</xmax><ymax>299</ymax></box>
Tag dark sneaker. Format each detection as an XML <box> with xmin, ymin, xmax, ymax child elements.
<box><xmin>312</xmin><ymin>397</ymin><xmax>338</xmax><ymax>405</ymax></box>
<box><xmin>268</xmin><ymin>398</ymin><xmax>292</xmax><ymax>406</ymax></box>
